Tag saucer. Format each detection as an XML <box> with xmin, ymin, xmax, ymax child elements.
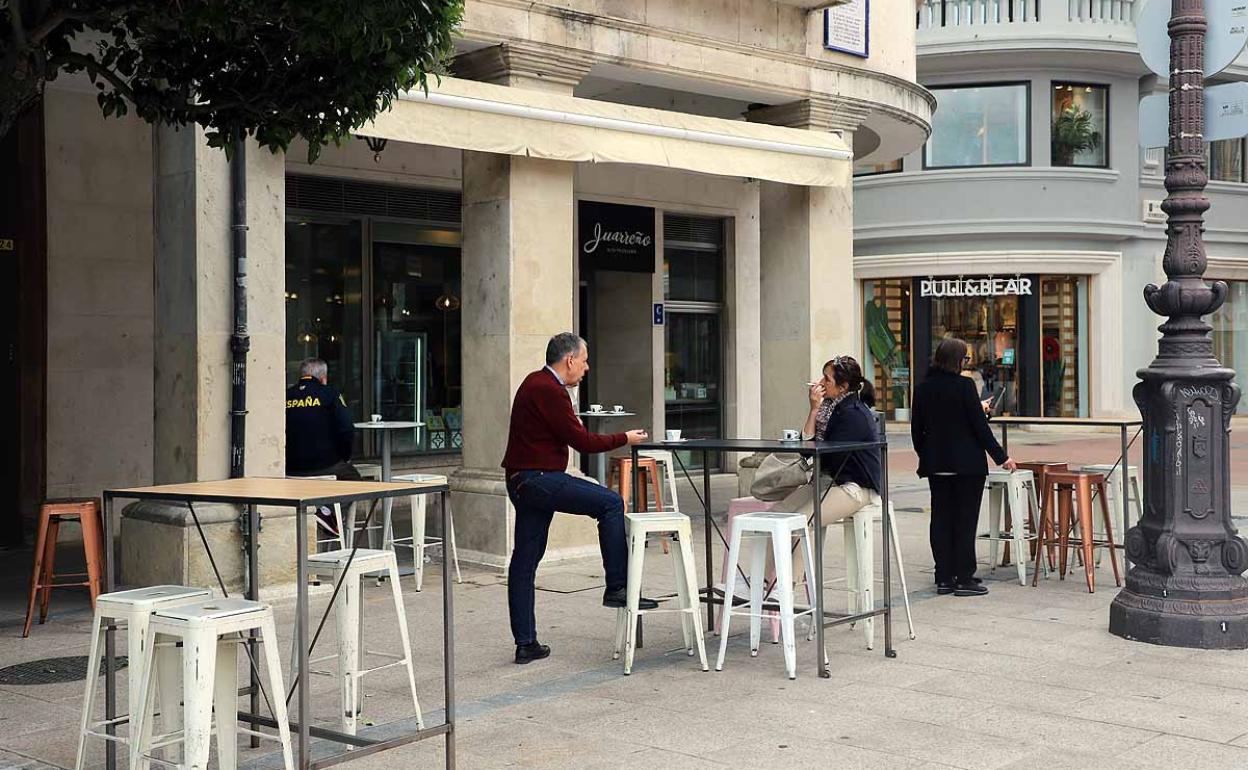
<box><xmin>664</xmin><ymin>438</ymin><xmax>689</xmax><ymax>443</ymax></box>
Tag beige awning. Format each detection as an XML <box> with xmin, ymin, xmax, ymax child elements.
<box><xmin>361</xmin><ymin>77</ymin><xmax>851</xmax><ymax>188</ymax></box>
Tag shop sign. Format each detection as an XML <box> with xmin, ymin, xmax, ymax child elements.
<box><xmin>578</xmin><ymin>201</ymin><xmax>655</xmax><ymax>274</ymax></box>
<box><xmin>919</xmin><ymin>277</ymin><xmax>1033</xmax><ymax>298</ymax></box>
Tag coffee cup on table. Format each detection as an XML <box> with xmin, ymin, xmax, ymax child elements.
<box><xmin>665</xmin><ymin>429</ymin><xmax>682</xmax><ymax>441</ymax></box>
<box><xmin>370</xmin><ymin>414</ymin><xmax>383</xmax><ymax>423</ymax></box>
<box><xmin>613</xmin><ymin>404</ymin><xmax>624</xmax><ymax>413</ymax></box>
<box><xmin>589</xmin><ymin>404</ymin><xmax>603</xmax><ymax>413</ymax></box>
<box><xmin>782</xmin><ymin>428</ymin><xmax>800</xmax><ymax>441</ymax></box>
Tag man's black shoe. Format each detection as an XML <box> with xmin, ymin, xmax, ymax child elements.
<box><xmin>515</xmin><ymin>642</ymin><xmax>551</xmax><ymax>664</ymax></box>
<box><xmin>603</xmin><ymin>588</ymin><xmax>658</xmax><ymax>610</ymax></box>
<box><xmin>953</xmin><ymin>581</ymin><xmax>989</xmax><ymax>597</ymax></box>
<box><xmin>936</xmin><ymin>581</ymin><xmax>956</xmax><ymax>595</ymax></box>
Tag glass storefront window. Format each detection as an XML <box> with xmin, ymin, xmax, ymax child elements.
<box><xmin>665</xmin><ymin>313</ymin><xmax>721</xmax><ymax>469</ymax></box>
<box><xmin>1207</xmin><ymin>139</ymin><xmax>1245</xmax><ymax>182</ymax></box>
<box><xmin>663</xmin><ymin>214</ymin><xmax>725</xmax><ymax>469</ymax></box>
<box><xmin>664</xmin><ymin>247</ymin><xmax>722</xmax><ymax>303</ymax></box>
<box><xmin>1051</xmin><ymin>83</ymin><xmax>1108</xmax><ymax>168</ymax></box>
<box><xmin>925</xmin><ymin>83</ymin><xmax>1029</xmax><ymax>168</ymax></box>
<box><xmin>1039</xmin><ymin>276</ymin><xmax>1087</xmax><ymax>417</ymax></box>
<box><xmin>930</xmin><ymin>292</ymin><xmax>1022</xmax><ymax>414</ymax></box>
<box><xmin>1212</xmin><ymin>280</ymin><xmax>1248</xmax><ymax>414</ymax></box>
<box><xmin>862</xmin><ymin>279</ymin><xmax>912</xmax><ymax>420</ymax></box>
<box><xmin>372</xmin><ymin>223</ymin><xmax>462</xmax><ymax>454</ymax></box>
<box><xmin>286</xmin><ymin>195</ymin><xmax>462</xmax><ymax>459</ymax></box>
<box><xmin>285</xmin><ymin>219</ymin><xmax>365</xmax><ymax>452</ymax></box>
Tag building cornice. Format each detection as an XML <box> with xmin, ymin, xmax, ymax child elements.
<box><xmin>746</xmin><ymin>98</ymin><xmax>872</xmax><ymax>133</ymax></box>
<box><xmin>460</xmin><ymin>0</ymin><xmax>936</xmax><ymax>117</ymax></box>
<box><xmin>856</xmin><ymin>167</ymin><xmax>1122</xmax><ymax>187</ymax></box>
<box><xmin>854</xmin><ymin>217</ymin><xmax>1144</xmax><ymax>242</ymax></box>
<box><xmin>854</xmin><ymin>249</ymin><xmax>1121</xmax><ymax>279</ymax></box>
<box><xmin>453</xmin><ymin>41</ymin><xmax>596</xmax><ymax>89</ymax></box>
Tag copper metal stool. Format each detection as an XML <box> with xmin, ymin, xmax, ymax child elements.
<box><xmin>24</xmin><ymin>498</ymin><xmax>105</xmax><ymax>637</ymax></box>
<box><xmin>1032</xmin><ymin>471</ymin><xmax>1122</xmax><ymax>592</ymax></box>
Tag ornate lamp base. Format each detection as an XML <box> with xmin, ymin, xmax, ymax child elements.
<box><xmin>1110</xmin><ymin>567</ymin><xmax>1248</xmax><ymax>649</ymax></box>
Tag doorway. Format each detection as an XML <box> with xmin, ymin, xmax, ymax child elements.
<box><xmin>0</xmin><ymin>104</ymin><xmax>48</xmax><ymax>547</ymax></box>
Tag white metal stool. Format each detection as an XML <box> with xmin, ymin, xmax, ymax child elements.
<box><xmin>391</xmin><ymin>474</ymin><xmax>461</xmax><ymax>591</ymax></box>
<box><xmin>301</xmin><ymin>548</ymin><xmax>423</xmax><ymax>737</ymax></box>
<box><xmin>980</xmin><ymin>469</ymin><xmax>1045</xmax><ymax>586</ymax></box>
<box><xmin>353</xmin><ymin>464</ymin><xmax>384</xmax><ymax>548</ymax></box>
<box><xmin>837</xmin><ymin>499</ymin><xmax>916</xmax><ymax>648</ymax></box>
<box><xmin>129</xmin><ymin>597</ymin><xmax>293</xmax><ymax>770</ymax></box>
<box><xmin>1081</xmin><ymin>464</ymin><xmax>1142</xmax><ymax>543</ymax></box>
<box><xmin>75</xmin><ymin>585</ymin><xmax>213</xmax><ymax>770</ymax></box>
<box><xmin>638</xmin><ymin>450</ymin><xmax>681</xmax><ymax>512</ymax></box>
<box><xmin>716</xmin><ymin>512</ymin><xmax>818</xmax><ymax>679</ymax></box>
<box><xmin>612</xmin><ymin>512</ymin><xmax>708</xmax><ymax>675</ymax></box>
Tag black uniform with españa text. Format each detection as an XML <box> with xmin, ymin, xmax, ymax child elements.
<box><xmin>285</xmin><ymin>376</ymin><xmax>355</xmax><ymax>474</ymax></box>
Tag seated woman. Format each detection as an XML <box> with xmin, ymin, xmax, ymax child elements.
<box><xmin>778</xmin><ymin>355</ymin><xmax>883</xmax><ymax>522</ymax></box>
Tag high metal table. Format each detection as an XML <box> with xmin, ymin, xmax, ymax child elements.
<box><xmin>632</xmin><ymin>437</ymin><xmax>894</xmax><ymax>678</ymax></box>
<box><xmin>354</xmin><ymin>421</ymin><xmax>424</xmax><ymax>551</ymax></box>
<box><xmin>101</xmin><ymin>477</ymin><xmax>455</xmax><ymax>770</ymax></box>
<box><xmin>991</xmin><ymin>416</ymin><xmax>1143</xmax><ymax>567</ymax></box>
<box><xmin>576</xmin><ymin>410</ymin><xmax>635</xmax><ymax>485</ymax></box>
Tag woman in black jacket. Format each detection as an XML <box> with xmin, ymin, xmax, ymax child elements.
<box><xmin>778</xmin><ymin>355</ymin><xmax>883</xmax><ymax>521</ymax></box>
<box><xmin>911</xmin><ymin>338</ymin><xmax>1017</xmax><ymax>597</ymax></box>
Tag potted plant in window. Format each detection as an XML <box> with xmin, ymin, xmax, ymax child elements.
<box><xmin>1052</xmin><ymin>105</ymin><xmax>1102</xmax><ymax>166</ymax></box>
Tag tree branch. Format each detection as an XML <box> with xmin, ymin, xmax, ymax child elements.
<box><xmin>28</xmin><ymin>9</ymin><xmax>87</xmax><ymax>44</ymax></box>
<box><xmin>48</xmin><ymin>51</ymin><xmax>137</xmax><ymax>103</ymax></box>
<box><xmin>9</xmin><ymin>0</ymin><xmax>28</xmax><ymax>49</ymax></box>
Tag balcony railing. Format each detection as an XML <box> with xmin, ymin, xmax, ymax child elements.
<box><xmin>917</xmin><ymin>0</ymin><xmax>1136</xmax><ymax>28</ymax></box>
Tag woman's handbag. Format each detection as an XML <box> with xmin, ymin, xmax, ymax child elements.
<box><xmin>749</xmin><ymin>453</ymin><xmax>812</xmax><ymax>501</ymax></box>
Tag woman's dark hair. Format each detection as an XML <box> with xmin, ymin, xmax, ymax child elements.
<box><xmin>823</xmin><ymin>355</ymin><xmax>876</xmax><ymax>408</ymax></box>
<box><xmin>932</xmin><ymin>337</ymin><xmax>969</xmax><ymax>375</ymax></box>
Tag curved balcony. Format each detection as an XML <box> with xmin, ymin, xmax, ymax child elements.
<box><xmin>916</xmin><ymin>0</ymin><xmax>1143</xmax><ymax>63</ymax></box>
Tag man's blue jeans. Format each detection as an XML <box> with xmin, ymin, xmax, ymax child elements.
<box><xmin>505</xmin><ymin>470</ymin><xmax>627</xmax><ymax>646</ymax></box>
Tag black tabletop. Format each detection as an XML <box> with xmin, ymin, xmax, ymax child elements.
<box><xmin>636</xmin><ymin>438</ymin><xmax>885</xmax><ymax>455</ymax></box>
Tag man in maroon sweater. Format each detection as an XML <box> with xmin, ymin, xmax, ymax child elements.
<box><xmin>502</xmin><ymin>332</ymin><xmax>654</xmax><ymax>664</ymax></box>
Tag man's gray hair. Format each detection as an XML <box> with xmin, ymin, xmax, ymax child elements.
<box><xmin>299</xmin><ymin>358</ymin><xmax>329</xmax><ymax>380</ymax></box>
<box><xmin>545</xmin><ymin>333</ymin><xmax>586</xmax><ymax>366</ymax></box>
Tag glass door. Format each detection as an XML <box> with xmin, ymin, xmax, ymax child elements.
<box><xmin>663</xmin><ymin>213</ymin><xmax>725</xmax><ymax>470</ymax></box>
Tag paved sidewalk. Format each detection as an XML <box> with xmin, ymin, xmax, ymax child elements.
<box><xmin>2</xmin><ymin>432</ymin><xmax>1248</xmax><ymax>769</ymax></box>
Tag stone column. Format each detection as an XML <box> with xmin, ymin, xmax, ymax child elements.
<box><xmin>451</xmin><ymin>42</ymin><xmax>599</xmax><ymax>570</ymax></box>
<box><xmin>455</xmin><ymin>152</ymin><xmax>590</xmax><ymax>569</ymax></box>
<box><xmin>121</xmin><ymin>125</ymin><xmax>299</xmax><ymax>595</ymax></box>
<box><xmin>748</xmin><ymin>100</ymin><xmax>866</xmax><ymax>440</ymax></box>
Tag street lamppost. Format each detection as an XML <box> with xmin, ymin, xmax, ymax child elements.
<box><xmin>1109</xmin><ymin>0</ymin><xmax>1248</xmax><ymax>648</ymax></box>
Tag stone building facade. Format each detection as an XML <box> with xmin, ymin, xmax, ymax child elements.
<box><xmin>2</xmin><ymin>0</ymin><xmax>933</xmax><ymax>583</ymax></box>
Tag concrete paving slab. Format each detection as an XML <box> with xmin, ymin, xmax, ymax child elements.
<box><xmin>1118</xmin><ymin>734</ymin><xmax>1248</xmax><ymax>766</ymax></box>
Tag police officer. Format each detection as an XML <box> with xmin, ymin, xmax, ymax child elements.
<box><xmin>286</xmin><ymin>358</ymin><xmax>360</xmax><ymax>481</ymax></box>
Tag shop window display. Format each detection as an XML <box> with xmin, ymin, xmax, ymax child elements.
<box><xmin>863</xmin><ymin>280</ymin><xmax>912</xmax><ymax>420</ymax></box>
<box><xmin>930</xmin><ymin>294</ymin><xmax>1021</xmax><ymax>414</ymax></box>
<box><xmin>1039</xmin><ymin>276</ymin><xmax>1085</xmax><ymax>417</ymax></box>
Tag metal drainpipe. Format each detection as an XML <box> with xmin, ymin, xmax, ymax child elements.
<box><xmin>229</xmin><ymin>138</ymin><xmax>249</xmax><ymax>479</ymax></box>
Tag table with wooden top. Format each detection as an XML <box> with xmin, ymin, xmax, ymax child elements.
<box><xmin>990</xmin><ymin>416</ymin><xmax>1144</xmax><ymax>567</ymax></box>
<box><xmin>101</xmin><ymin>476</ymin><xmax>454</xmax><ymax>770</ymax></box>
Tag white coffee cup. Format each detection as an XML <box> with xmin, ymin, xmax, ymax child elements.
<box><xmin>782</xmin><ymin>428</ymin><xmax>800</xmax><ymax>441</ymax></box>
<box><xmin>665</xmin><ymin>429</ymin><xmax>682</xmax><ymax>441</ymax></box>
<box><xmin>370</xmin><ymin>414</ymin><xmax>383</xmax><ymax>423</ymax></box>
<box><xmin>613</xmin><ymin>404</ymin><xmax>624</xmax><ymax>413</ymax></box>
<box><xmin>589</xmin><ymin>403</ymin><xmax>603</xmax><ymax>412</ymax></box>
